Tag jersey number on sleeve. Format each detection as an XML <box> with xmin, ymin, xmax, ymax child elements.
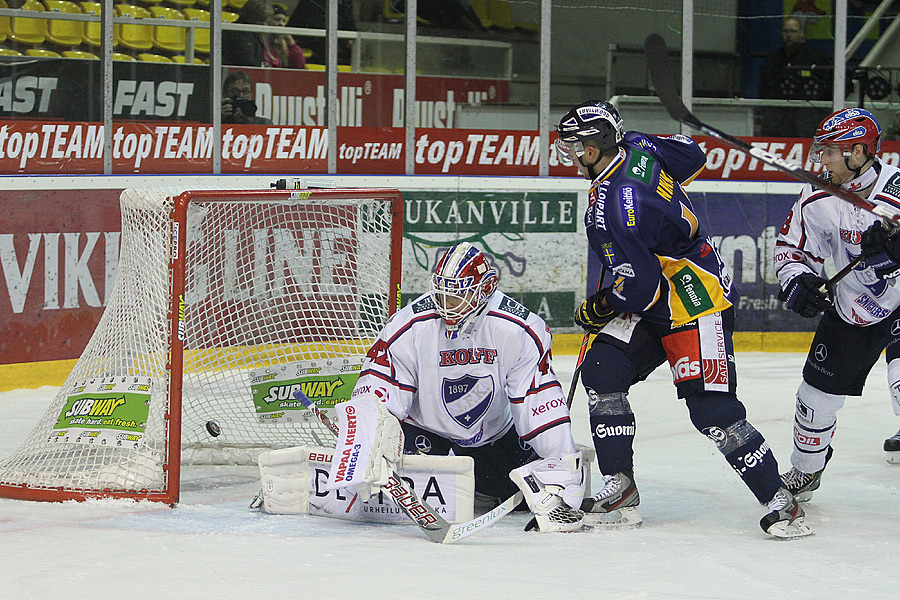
<box><xmin>366</xmin><ymin>339</ymin><xmax>392</xmax><ymax>368</ymax></box>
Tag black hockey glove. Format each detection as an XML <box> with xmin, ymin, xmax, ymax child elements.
<box><xmin>574</xmin><ymin>290</ymin><xmax>617</xmax><ymax>333</ymax></box>
<box><xmin>778</xmin><ymin>273</ymin><xmax>831</xmax><ymax>318</ymax></box>
<box><xmin>860</xmin><ymin>221</ymin><xmax>900</xmax><ymax>279</ymax></box>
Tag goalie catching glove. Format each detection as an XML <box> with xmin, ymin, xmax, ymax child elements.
<box><xmin>575</xmin><ymin>290</ymin><xmax>617</xmax><ymax>333</ymax></box>
<box><xmin>509</xmin><ymin>452</ymin><xmax>586</xmax><ymax>532</ymax></box>
<box><xmin>860</xmin><ymin>220</ymin><xmax>900</xmax><ymax>280</ymax></box>
<box><xmin>326</xmin><ymin>396</ymin><xmax>404</xmax><ymax>498</ymax></box>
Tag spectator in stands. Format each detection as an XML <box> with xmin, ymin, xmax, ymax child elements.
<box><xmin>287</xmin><ymin>0</ymin><xmax>356</xmax><ymax>66</ymax></box>
<box><xmin>222</xmin><ymin>71</ymin><xmax>273</xmax><ymax>125</ymax></box>
<box><xmin>758</xmin><ymin>15</ymin><xmax>832</xmax><ymax>137</ymax></box>
<box><xmin>222</xmin><ymin>0</ymin><xmax>273</xmax><ymax>67</ymax></box>
<box><xmin>264</xmin><ymin>4</ymin><xmax>306</xmax><ymax>69</ymax></box>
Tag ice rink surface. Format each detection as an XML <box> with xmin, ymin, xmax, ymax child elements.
<box><xmin>1</xmin><ymin>353</ymin><xmax>898</xmax><ymax>600</ymax></box>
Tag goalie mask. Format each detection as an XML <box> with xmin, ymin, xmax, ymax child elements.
<box><xmin>431</xmin><ymin>243</ymin><xmax>498</xmax><ymax>336</ymax></box>
<box><xmin>809</xmin><ymin>108</ymin><xmax>881</xmax><ymax>164</ymax></box>
<box><xmin>556</xmin><ymin>100</ymin><xmax>625</xmax><ymax>168</ymax></box>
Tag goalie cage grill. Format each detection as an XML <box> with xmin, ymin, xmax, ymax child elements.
<box><xmin>0</xmin><ymin>186</ymin><xmax>403</xmax><ymax>504</ymax></box>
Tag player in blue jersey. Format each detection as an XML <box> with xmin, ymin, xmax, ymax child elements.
<box><xmin>556</xmin><ymin>100</ymin><xmax>810</xmax><ymax>538</ymax></box>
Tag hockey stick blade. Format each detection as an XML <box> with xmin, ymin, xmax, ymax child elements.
<box><xmin>643</xmin><ymin>33</ymin><xmax>900</xmax><ymax>226</ymax></box>
<box><xmin>294</xmin><ymin>390</ymin><xmax>518</xmax><ymax>543</ymax></box>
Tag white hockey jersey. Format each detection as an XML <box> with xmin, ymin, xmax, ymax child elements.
<box><xmin>775</xmin><ymin>160</ymin><xmax>900</xmax><ymax>326</ymax></box>
<box><xmin>352</xmin><ymin>291</ymin><xmax>576</xmax><ymax>459</ymax></box>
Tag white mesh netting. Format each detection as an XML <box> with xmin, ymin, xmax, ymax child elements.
<box><xmin>0</xmin><ymin>186</ymin><xmax>400</xmax><ymax>501</ymax></box>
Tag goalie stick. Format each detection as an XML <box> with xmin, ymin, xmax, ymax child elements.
<box><xmin>643</xmin><ymin>34</ymin><xmax>900</xmax><ymax>228</ymax></box>
<box><xmin>294</xmin><ymin>390</ymin><xmax>523</xmax><ymax>544</ymax></box>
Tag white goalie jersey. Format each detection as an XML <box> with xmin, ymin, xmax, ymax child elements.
<box><xmin>353</xmin><ymin>291</ymin><xmax>576</xmax><ymax>459</ymax></box>
<box><xmin>775</xmin><ymin>160</ymin><xmax>900</xmax><ymax>326</ymax></box>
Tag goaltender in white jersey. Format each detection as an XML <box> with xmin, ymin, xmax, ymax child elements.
<box><xmin>362</xmin><ymin>290</ymin><xmax>574</xmax><ymax>459</ymax></box>
<box><xmin>331</xmin><ymin>242</ymin><xmax>587</xmax><ymax>532</ymax></box>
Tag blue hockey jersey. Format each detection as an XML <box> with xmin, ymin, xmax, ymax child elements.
<box><xmin>585</xmin><ymin>131</ymin><xmax>734</xmax><ymax>326</ymax></box>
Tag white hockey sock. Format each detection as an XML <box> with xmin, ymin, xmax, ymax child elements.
<box><xmin>791</xmin><ymin>381</ymin><xmax>844</xmax><ymax>473</ymax></box>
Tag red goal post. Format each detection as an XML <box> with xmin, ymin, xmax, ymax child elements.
<box><xmin>0</xmin><ymin>186</ymin><xmax>403</xmax><ymax>504</ymax></box>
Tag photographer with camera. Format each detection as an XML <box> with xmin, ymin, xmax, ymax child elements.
<box><xmin>222</xmin><ymin>71</ymin><xmax>273</xmax><ymax>125</ymax></box>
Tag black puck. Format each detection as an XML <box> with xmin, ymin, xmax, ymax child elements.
<box><xmin>205</xmin><ymin>420</ymin><xmax>221</xmax><ymax>437</ymax></box>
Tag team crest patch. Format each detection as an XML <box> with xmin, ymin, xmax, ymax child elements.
<box><xmin>883</xmin><ymin>173</ymin><xmax>900</xmax><ymax>199</ymax></box>
<box><xmin>442</xmin><ymin>374</ymin><xmax>494</xmax><ymax>429</ymax></box>
<box><xmin>412</xmin><ymin>295</ymin><xmax>436</xmax><ymax>313</ymax></box>
<box><xmin>499</xmin><ymin>296</ymin><xmax>530</xmax><ymax>318</ymax></box>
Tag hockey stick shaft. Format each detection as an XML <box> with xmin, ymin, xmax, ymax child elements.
<box><xmin>565</xmin><ymin>332</ymin><xmax>591</xmax><ymax>409</ymax></box>
<box><xmin>824</xmin><ymin>222</ymin><xmax>900</xmax><ymax>289</ymax></box>
<box><xmin>295</xmin><ymin>390</ymin><xmax>522</xmax><ymax>543</ymax></box>
<box><xmin>643</xmin><ymin>34</ymin><xmax>900</xmax><ymax>226</ymax></box>
<box><xmin>567</xmin><ymin>265</ymin><xmax>607</xmax><ymax>408</ymax></box>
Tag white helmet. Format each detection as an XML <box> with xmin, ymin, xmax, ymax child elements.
<box><xmin>430</xmin><ymin>242</ymin><xmax>499</xmax><ymax>335</ymax></box>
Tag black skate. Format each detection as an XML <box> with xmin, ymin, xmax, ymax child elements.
<box><xmin>885</xmin><ymin>429</ymin><xmax>900</xmax><ymax>464</ymax></box>
<box><xmin>760</xmin><ymin>487</ymin><xmax>813</xmax><ymax>539</ymax></box>
<box><xmin>580</xmin><ymin>469</ymin><xmax>641</xmax><ymax>527</ymax></box>
<box><xmin>780</xmin><ymin>446</ymin><xmax>833</xmax><ymax>503</ymax></box>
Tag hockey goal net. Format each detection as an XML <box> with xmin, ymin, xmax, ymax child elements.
<box><xmin>0</xmin><ymin>187</ymin><xmax>403</xmax><ymax>504</ymax></box>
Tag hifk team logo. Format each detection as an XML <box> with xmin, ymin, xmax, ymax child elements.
<box><xmin>442</xmin><ymin>374</ymin><xmax>494</xmax><ymax>429</ymax></box>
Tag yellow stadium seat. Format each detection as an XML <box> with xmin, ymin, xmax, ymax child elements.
<box><xmin>194</xmin><ymin>0</ymin><xmax>208</xmax><ymax>6</ymax></box>
<box><xmin>25</xmin><ymin>48</ymin><xmax>61</xmax><ymax>57</ymax></box>
<box><xmin>225</xmin><ymin>0</ymin><xmax>246</xmax><ymax>11</ymax></box>
<box><xmin>171</xmin><ymin>54</ymin><xmax>203</xmax><ymax>63</ymax></box>
<box><xmin>306</xmin><ymin>63</ymin><xmax>351</xmax><ymax>72</ymax></box>
<box><xmin>79</xmin><ymin>1</ymin><xmax>103</xmax><ymax>48</ymax></box>
<box><xmin>168</xmin><ymin>0</ymin><xmax>195</xmax><ymax>7</ymax></box>
<box><xmin>469</xmin><ymin>0</ymin><xmax>492</xmax><ymax>28</ymax></box>
<box><xmin>0</xmin><ymin>47</ymin><xmax>24</xmax><ymax>56</ymax></box>
<box><xmin>114</xmin><ymin>4</ymin><xmax>153</xmax><ymax>51</ymax></box>
<box><xmin>383</xmin><ymin>0</ymin><xmax>433</xmax><ymax>26</ymax></box>
<box><xmin>62</xmin><ymin>49</ymin><xmax>99</xmax><ymax>58</ymax></box>
<box><xmin>486</xmin><ymin>0</ymin><xmax>536</xmax><ymax>31</ymax></box>
<box><xmin>8</xmin><ymin>0</ymin><xmax>48</xmax><ymax>46</ymax></box>
<box><xmin>148</xmin><ymin>6</ymin><xmax>186</xmax><ymax>53</ymax></box>
<box><xmin>0</xmin><ymin>0</ymin><xmax>9</xmax><ymax>44</ymax></box>
<box><xmin>221</xmin><ymin>11</ymin><xmax>238</xmax><ymax>23</ymax></box>
<box><xmin>182</xmin><ymin>7</ymin><xmax>208</xmax><ymax>54</ymax></box>
<box><xmin>44</xmin><ymin>0</ymin><xmax>85</xmax><ymax>48</ymax></box>
<box><xmin>113</xmin><ymin>52</ymin><xmax>136</xmax><ymax>60</ymax></box>
<box><xmin>138</xmin><ymin>52</ymin><xmax>171</xmax><ymax>62</ymax></box>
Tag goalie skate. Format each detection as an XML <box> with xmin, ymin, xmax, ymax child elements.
<box><xmin>885</xmin><ymin>429</ymin><xmax>900</xmax><ymax>464</ymax></box>
<box><xmin>760</xmin><ymin>488</ymin><xmax>814</xmax><ymax>540</ymax></box>
<box><xmin>780</xmin><ymin>446</ymin><xmax>832</xmax><ymax>502</ymax></box>
<box><xmin>580</xmin><ymin>470</ymin><xmax>642</xmax><ymax>528</ymax></box>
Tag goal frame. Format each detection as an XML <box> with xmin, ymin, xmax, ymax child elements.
<box><xmin>0</xmin><ymin>187</ymin><xmax>403</xmax><ymax>505</ymax></box>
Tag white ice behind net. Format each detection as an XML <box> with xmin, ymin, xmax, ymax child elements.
<box><xmin>0</xmin><ymin>187</ymin><xmax>395</xmax><ymax>497</ymax></box>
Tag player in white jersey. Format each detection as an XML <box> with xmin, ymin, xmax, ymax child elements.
<box><xmin>347</xmin><ymin>242</ymin><xmax>586</xmax><ymax>531</ymax></box>
<box><xmin>775</xmin><ymin>108</ymin><xmax>900</xmax><ymax>502</ymax></box>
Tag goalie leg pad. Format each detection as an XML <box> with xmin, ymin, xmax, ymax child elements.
<box><xmin>509</xmin><ymin>453</ymin><xmax>586</xmax><ymax>532</ymax></box>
